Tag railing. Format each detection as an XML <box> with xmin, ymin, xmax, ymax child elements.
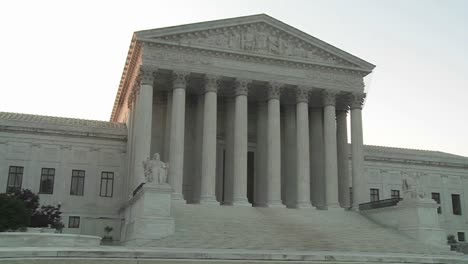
<box><xmin>132</xmin><ymin>182</ymin><xmax>145</xmax><ymax>196</ymax></box>
<box><xmin>359</xmin><ymin>198</ymin><xmax>403</xmax><ymax>211</ymax></box>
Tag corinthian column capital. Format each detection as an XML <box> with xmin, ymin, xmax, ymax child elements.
<box><xmin>321</xmin><ymin>90</ymin><xmax>339</xmax><ymax>106</ymax></box>
<box><xmin>172</xmin><ymin>70</ymin><xmax>190</xmax><ymax>90</ymax></box>
<box><xmin>266</xmin><ymin>82</ymin><xmax>282</xmax><ymax>100</ymax></box>
<box><xmin>350</xmin><ymin>92</ymin><xmax>366</xmax><ymax>110</ymax></box>
<box><xmin>139</xmin><ymin>66</ymin><xmax>157</xmax><ymax>86</ymax></box>
<box><xmin>296</xmin><ymin>86</ymin><xmax>309</xmax><ymax>103</ymax></box>
<box><xmin>234</xmin><ymin>78</ymin><xmax>250</xmax><ymax>96</ymax></box>
<box><xmin>204</xmin><ymin>74</ymin><xmax>220</xmax><ymax>93</ymax></box>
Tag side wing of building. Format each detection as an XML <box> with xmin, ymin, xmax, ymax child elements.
<box><xmin>0</xmin><ymin>112</ymin><xmax>128</xmax><ymax>239</ymax></box>
<box><xmin>363</xmin><ymin>145</ymin><xmax>468</xmax><ymax>241</ymax></box>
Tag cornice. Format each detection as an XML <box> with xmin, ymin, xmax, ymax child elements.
<box><xmin>364</xmin><ymin>155</ymin><xmax>468</xmax><ymax>170</ymax></box>
<box><xmin>110</xmin><ymin>35</ymin><xmax>143</xmax><ymax>122</ymax></box>
<box><xmin>0</xmin><ymin>126</ymin><xmax>127</xmax><ymax>142</ymax></box>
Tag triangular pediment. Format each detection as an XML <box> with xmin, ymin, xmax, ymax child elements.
<box><xmin>136</xmin><ymin>14</ymin><xmax>375</xmax><ymax>71</ymax></box>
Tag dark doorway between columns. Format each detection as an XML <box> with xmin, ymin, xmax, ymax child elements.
<box><xmin>247</xmin><ymin>151</ymin><xmax>255</xmax><ymax>204</ymax></box>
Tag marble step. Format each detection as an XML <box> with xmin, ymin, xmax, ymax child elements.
<box><xmin>143</xmin><ymin>203</ymin><xmax>450</xmax><ymax>255</ymax></box>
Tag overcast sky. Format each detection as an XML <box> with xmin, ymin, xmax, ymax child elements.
<box><xmin>1</xmin><ymin>0</ymin><xmax>467</xmax><ymax>157</ymax></box>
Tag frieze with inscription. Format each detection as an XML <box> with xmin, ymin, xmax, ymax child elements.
<box><xmin>145</xmin><ymin>46</ymin><xmax>364</xmax><ymax>90</ymax></box>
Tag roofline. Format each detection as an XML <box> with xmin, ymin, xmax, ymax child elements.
<box><xmin>135</xmin><ymin>14</ymin><xmax>375</xmax><ymax>70</ymax></box>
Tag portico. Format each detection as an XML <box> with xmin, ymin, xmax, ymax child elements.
<box><xmin>112</xmin><ymin>14</ymin><xmax>374</xmax><ymax>210</ymax></box>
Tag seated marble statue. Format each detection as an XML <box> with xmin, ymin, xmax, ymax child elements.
<box><xmin>142</xmin><ymin>153</ymin><xmax>169</xmax><ymax>184</ymax></box>
<box><xmin>402</xmin><ymin>175</ymin><xmax>427</xmax><ymax>200</ymax></box>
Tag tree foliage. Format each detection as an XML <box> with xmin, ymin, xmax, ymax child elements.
<box><xmin>0</xmin><ymin>193</ymin><xmax>31</xmax><ymax>232</ymax></box>
<box><xmin>0</xmin><ymin>189</ymin><xmax>63</xmax><ymax>232</ymax></box>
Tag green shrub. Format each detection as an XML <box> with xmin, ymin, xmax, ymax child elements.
<box><xmin>0</xmin><ymin>193</ymin><xmax>31</xmax><ymax>232</ymax></box>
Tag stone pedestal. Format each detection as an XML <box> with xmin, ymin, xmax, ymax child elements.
<box><xmin>362</xmin><ymin>196</ymin><xmax>446</xmax><ymax>247</ymax></box>
<box><xmin>121</xmin><ymin>183</ymin><xmax>175</xmax><ymax>246</ymax></box>
<box><xmin>396</xmin><ymin>197</ymin><xmax>446</xmax><ymax>247</ymax></box>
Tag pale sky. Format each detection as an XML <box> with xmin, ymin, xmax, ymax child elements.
<box><xmin>1</xmin><ymin>0</ymin><xmax>467</xmax><ymax>157</ymax></box>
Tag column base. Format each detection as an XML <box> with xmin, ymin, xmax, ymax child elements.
<box><xmin>325</xmin><ymin>204</ymin><xmax>345</xmax><ymax>211</ymax></box>
<box><xmin>263</xmin><ymin>201</ymin><xmax>286</xmax><ymax>208</ymax></box>
<box><xmin>232</xmin><ymin>198</ymin><xmax>251</xmax><ymax>207</ymax></box>
<box><xmin>294</xmin><ymin>202</ymin><xmax>314</xmax><ymax>209</ymax></box>
<box><xmin>199</xmin><ymin>196</ymin><xmax>219</xmax><ymax>205</ymax></box>
<box><xmin>171</xmin><ymin>192</ymin><xmax>185</xmax><ymax>201</ymax></box>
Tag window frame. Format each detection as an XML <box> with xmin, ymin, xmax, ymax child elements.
<box><xmin>458</xmin><ymin>232</ymin><xmax>465</xmax><ymax>242</ymax></box>
<box><xmin>390</xmin><ymin>190</ymin><xmax>400</xmax><ymax>199</ymax></box>
<box><xmin>68</xmin><ymin>216</ymin><xmax>80</xmax><ymax>228</ymax></box>
<box><xmin>370</xmin><ymin>188</ymin><xmax>380</xmax><ymax>202</ymax></box>
<box><xmin>431</xmin><ymin>192</ymin><xmax>442</xmax><ymax>214</ymax></box>
<box><xmin>39</xmin><ymin>168</ymin><xmax>55</xmax><ymax>194</ymax></box>
<box><xmin>99</xmin><ymin>171</ymin><xmax>114</xmax><ymax>198</ymax></box>
<box><xmin>70</xmin><ymin>170</ymin><xmax>85</xmax><ymax>196</ymax></box>
<box><xmin>6</xmin><ymin>166</ymin><xmax>24</xmax><ymax>193</ymax></box>
<box><xmin>452</xmin><ymin>194</ymin><xmax>462</xmax><ymax>216</ymax></box>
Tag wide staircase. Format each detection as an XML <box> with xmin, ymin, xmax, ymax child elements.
<box><xmin>144</xmin><ymin>202</ymin><xmax>451</xmax><ymax>255</ymax></box>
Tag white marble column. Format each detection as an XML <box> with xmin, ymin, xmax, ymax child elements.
<box><xmin>336</xmin><ymin>108</ymin><xmax>350</xmax><ymax>208</ymax></box>
<box><xmin>295</xmin><ymin>87</ymin><xmax>312</xmax><ymax>208</ymax></box>
<box><xmin>265</xmin><ymin>83</ymin><xmax>284</xmax><ymax>207</ymax></box>
<box><xmin>322</xmin><ymin>90</ymin><xmax>340</xmax><ymax>209</ymax></box>
<box><xmin>200</xmin><ymin>75</ymin><xmax>219</xmax><ymax>204</ymax></box>
<box><xmin>133</xmin><ymin>68</ymin><xmax>154</xmax><ymax>190</ymax></box>
<box><xmin>350</xmin><ymin>93</ymin><xmax>367</xmax><ymax>210</ymax></box>
<box><xmin>168</xmin><ymin>71</ymin><xmax>188</xmax><ymax>200</ymax></box>
<box><xmin>232</xmin><ymin>79</ymin><xmax>250</xmax><ymax>206</ymax></box>
<box><xmin>309</xmin><ymin>107</ymin><xmax>325</xmax><ymax>208</ymax></box>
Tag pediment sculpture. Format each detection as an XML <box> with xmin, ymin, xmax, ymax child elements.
<box><xmin>150</xmin><ymin>22</ymin><xmax>356</xmax><ymax>67</ymax></box>
<box><xmin>143</xmin><ymin>153</ymin><xmax>169</xmax><ymax>184</ymax></box>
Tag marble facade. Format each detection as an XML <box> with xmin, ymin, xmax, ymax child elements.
<box><xmin>112</xmin><ymin>14</ymin><xmax>374</xmax><ymax>211</ymax></box>
<box><xmin>1</xmin><ymin>14</ymin><xmax>468</xmax><ymax>251</ymax></box>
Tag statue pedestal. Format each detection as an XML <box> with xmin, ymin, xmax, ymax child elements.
<box><xmin>120</xmin><ymin>183</ymin><xmax>175</xmax><ymax>246</ymax></box>
<box><xmin>396</xmin><ymin>197</ymin><xmax>446</xmax><ymax>247</ymax></box>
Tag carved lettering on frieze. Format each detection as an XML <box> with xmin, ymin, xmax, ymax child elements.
<box><xmin>149</xmin><ymin>49</ymin><xmax>211</xmax><ymax>66</ymax></box>
<box><xmin>155</xmin><ymin>23</ymin><xmax>356</xmax><ymax>67</ymax></box>
<box><xmin>305</xmin><ymin>69</ymin><xmax>364</xmax><ymax>88</ymax></box>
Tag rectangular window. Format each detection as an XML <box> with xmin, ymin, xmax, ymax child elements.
<box><xmin>432</xmin><ymin>192</ymin><xmax>442</xmax><ymax>214</ymax></box>
<box><xmin>100</xmin><ymin>171</ymin><xmax>114</xmax><ymax>197</ymax></box>
<box><xmin>391</xmin><ymin>190</ymin><xmax>400</xmax><ymax>199</ymax></box>
<box><xmin>70</xmin><ymin>170</ymin><xmax>85</xmax><ymax>196</ymax></box>
<box><xmin>68</xmin><ymin>216</ymin><xmax>80</xmax><ymax>228</ymax></box>
<box><xmin>370</xmin><ymin>188</ymin><xmax>379</xmax><ymax>202</ymax></box>
<box><xmin>39</xmin><ymin>168</ymin><xmax>55</xmax><ymax>194</ymax></box>
<box><xmin>458</xmin><ymin>232</ymin><xmax>466</xmax><ymax>242</ymax></box>
<box><xmin>7</xmin><ymin>166</ymin><xmax>23</xmax><ymax>193</ymax></box>
<box><xmin>452</xmin><ymin>194</ymin><xmax>462</xmax><ymax>215</ymax></box>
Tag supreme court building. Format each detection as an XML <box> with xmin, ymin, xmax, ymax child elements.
<box><xmin>1</xmin><ymin>15</ymin><xmax>468</xmax><ymax>250</ymax></box>
<box><xmin>111</xmin><ymin>14</ymin><xmax>372</xmax><ymax>211</ymax></box>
